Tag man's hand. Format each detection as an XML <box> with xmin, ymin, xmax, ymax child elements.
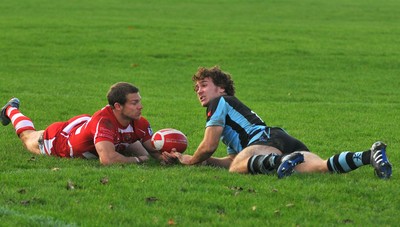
<box><xmin>160</xmin><ymin>151</ymin><xmax>179</xmax><ymax>165</ymax></box>
<box><xmin>174</xmin><ymin>152</ymin><xmax>193</xmax><ymax>165</ymax></box>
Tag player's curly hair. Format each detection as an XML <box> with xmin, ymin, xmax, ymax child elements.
<box><xmin>192</xmin><ymin>66</ymin><xmax>235</xmax><ymax>96</ymax></box>
<box><xmin>107</xmin><ymin>82</ymin><xmax>139</xmax><ymax>108</ymax></box>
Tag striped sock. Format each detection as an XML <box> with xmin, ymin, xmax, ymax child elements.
<box><xmin>6</xmin><ymin>107</ymin><xmax>35</xmax><ymax>135</ymax></box>
<box><xmin>247</xmin><ymin>153</ymin><xmax>279</xmax><ymax>174</ymax></box>
<box><xmin>327</xmin><ymin>151</ymin><xmax>371</xmax><ymax>173</ymax></box>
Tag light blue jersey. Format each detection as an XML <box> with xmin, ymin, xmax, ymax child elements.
<box><xmin>206</xmin><ymin>96</ymin><xmax>267</xmax><ymax>155</ymax></box>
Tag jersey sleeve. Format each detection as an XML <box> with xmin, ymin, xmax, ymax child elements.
<box><xmin>94</xmin><ymin>117</ymin><xmax>116</xmax><ymax>144</ymax></box>
<box><xmin>206</xmin><ymin>97</ymin><xmax>229</xmax><ymax>127</ymax></box>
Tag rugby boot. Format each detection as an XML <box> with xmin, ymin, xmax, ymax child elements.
<box><xmin>1</xmin><ymin>98</ymin><xmax>20</xmax><ymax>126</ymax></box>
<box><xmin>370</xmin><ymin>141</ymin><xmax>392</xmax><ymax>179</ymax></box>
<box><xmin>277</xmin><ymin>152</ymin><xmax>304</xmax><ymax>179</ymax></box>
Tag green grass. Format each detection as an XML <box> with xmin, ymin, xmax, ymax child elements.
<box><xmin>1</xmin><ymin>0</ymin><xmax>399</xmax><ymax>226</ymax></box>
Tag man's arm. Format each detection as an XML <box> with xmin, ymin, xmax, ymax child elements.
<box><xmin>142</xmin><ymin>140</ymin><xmax>169</xmax><ymax>162</ymax></box>
<box><xmin>202</xmin><ymin>155</ymin><xmax>236</xmax><ymax>169</ymax></box>
<box><xmin>95</xmin><ymin>141</ymin><xmax>141</xmax><ymax>165</ymax></box>
<box><xmin>177</xmin><ymin>126</ymin><xmax>223</xmax><ymax>165</ymax></box>
<box><xmin>122</xmin><ymin>141</ymin><xmax>151</xmax><ymax>162</ymax></box>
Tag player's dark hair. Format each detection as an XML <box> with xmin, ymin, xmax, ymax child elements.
<box><xmin>107</xmin><ymin>82</ymin><xmax>139</xmax><ymax>108</ymax></box>
<box><xmin>192</xmin><ymin>66</ymin><xmax>235</xmax><ymax>96</ymax></box>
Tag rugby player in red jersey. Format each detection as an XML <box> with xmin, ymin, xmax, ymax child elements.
<box><xmin>1</xmin><ymin>82</ymin><xmax>174</xmax><ymax>165</ymax></box>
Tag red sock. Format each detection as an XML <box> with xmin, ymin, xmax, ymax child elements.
<box><xmin>6</xmin><ymin>107</ymin><xmax>35</xmax><ymax>135</ymax></box>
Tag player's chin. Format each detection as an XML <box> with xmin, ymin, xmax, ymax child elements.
<box><xmin>200</xmin><ymin>101</ymin><xmax>208</xmax><ymax>107</ymax></box>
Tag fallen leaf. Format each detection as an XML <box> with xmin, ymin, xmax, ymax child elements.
<box><xmin>229</xmin><ymin>186</ymin><xmax>243</xmax><ymax>191</ymax></box>
<box><xmin>168</xmin><ymin>219</ymin><xmax>176</xmax><ymax>225</ymax></box>
<box><xmin>217</xmin><ymin>208</ymin><xmax>225</xmax><ymax>215</ymax></box>
<box><xmin>67</xmin><ymin>180</ymin><xmax>75</xmax><ymax>190</ymax></box>
<box><xmin>342</xmin><ymin>219</ymin><xmax>353</xmax><ymax>224</ymax></box>
<box><xmin>20</xmin><ymin>200</ymin><xmax>30</xmax><ymax>205</ymax></box>
<box><xmin>100</xmin><ymin>177</ymin><xmax>109</xmax><ymax>185</ymax></box>
<box><xmin>145</xmin><ymin>197</ymin><xmax>158</xmax><ymax>203</ymax></box>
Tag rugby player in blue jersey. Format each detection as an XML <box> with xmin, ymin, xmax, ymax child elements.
<box><xmin>174</xmin><ymin>66</ymin><xmax>392</xmax><ymax>179</ymax></box>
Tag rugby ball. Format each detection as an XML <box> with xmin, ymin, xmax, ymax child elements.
<box><xmin>151</xmin><ymin>128</ymin><xmax>188</xmax><ymax>153</ymax></box>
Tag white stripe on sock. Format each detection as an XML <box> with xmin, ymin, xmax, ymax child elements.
<box><xmin>11</xmin><ymin>113</ymin><xmax>23</xmax><ymax>123</ymax></box>
<box><xmin>15</xmin><ymin>120</ymin><xmax>34</xmax><ymax>130</ymax></box>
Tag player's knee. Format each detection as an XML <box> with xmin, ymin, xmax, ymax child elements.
<box><xmin>19</xmin><ymin>132</ymin><xmax>41</xmax><ymax>155</ymax></box>
<box><xmin>24</xmin><ymin>142</ymin><xmax>41</xmax><ymax>155</ymax></box>
<box><xmin>228</xmin><ymin>163</ymin><xmax>248</xmax><ymax>174</ymax></box>
<box><xmin>228</xmin><ymin>166</ymin><xmax>239</xmax><ymax>173</ymax></box>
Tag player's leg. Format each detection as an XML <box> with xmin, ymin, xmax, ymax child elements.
<box><xmin>247</xmin><ymin>127</ymin><xmax>308</xmax><ymax>178</ymax></box>
<box><xmin>294</xmin><ymin>141</ymin><xmax>392</xmax><ymax>179</ymax></box>
<box><xmin>230</xmin><ymin>127</ymin><xmax>308</xmax><ymax>176</ymax></box>
<box><xmin>325</xmin><ymin>141</ymin><xmax>392</xmax><ymax>179</ymax></box>
<box><xmin>19</xmin><ymin>130</ymin><xmax>43</xmax><ymax>155</ymax></box>
<box><xmin>229</xmin><ymin>145</ymin><xmax>282</xmax><ymax>174</ymax></box>
<box><xmin>325</xmin><ymin>149</ymin><xmax>370</xmax><ymax>174</ymax></box>
<box><xmin>230</xmin><ymin>146</ymin><xmax>327</xmax><ymax>175</ymax></box>
<box><xmin>294</xmin><ymin>151</ymin><xmax>328</xmax><ymax>173</ymax></box>
<box><xmin>1</xmin><ymin>98</ymin><xmax>42</xmax><ymax>155</ymax></box>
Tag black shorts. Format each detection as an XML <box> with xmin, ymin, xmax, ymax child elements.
<box><xmin>249</xmin><ymin>127</ymin><xmax>309</xmax><ymax>154</ymax></box>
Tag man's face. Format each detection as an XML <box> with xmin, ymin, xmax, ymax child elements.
<box><xmin>194</xmin><ymin>77</ymin><xmax>225</xmax><ymax>107</ymax></box>
<box><xmin>120</xmin><ymin>92</ymin><xmax>143</xmax><ymax>120</ymax></box>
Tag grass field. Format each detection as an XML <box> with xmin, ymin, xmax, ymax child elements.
<box><xmin>1</xmin><ymin>0</ymin><xmax>399</xmax><ymax>226</ymax></box>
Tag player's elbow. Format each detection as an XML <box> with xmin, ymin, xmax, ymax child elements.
<box><xmin>138</xmin><ymin>155</ymin><xmax>149</xmax><ymax>162</ymax></box>
<box><xmin>99</xmin><ymin>157</ymin><xmax>114</xmax><ymax>166</ymax></box>
<box><xmin>202</xmin><ymin>143</ymin><xmax>218</xmax><ymax>155</ymax></box>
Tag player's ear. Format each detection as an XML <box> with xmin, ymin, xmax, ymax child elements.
<box><xmin>218</xmin><ymin>86</ymin><xmax>226</xmax><ymax>95</ymax></box>
<box><xmin>114</xmin><ymin>102</ymin><xmax>123</xmax><ymax>110</ymax></box>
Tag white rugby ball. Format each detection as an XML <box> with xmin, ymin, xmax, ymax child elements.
<box><xmin>151</xmin><ymin>128</ymin><xmax>188</xmax><ymax>153</ymax></box>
